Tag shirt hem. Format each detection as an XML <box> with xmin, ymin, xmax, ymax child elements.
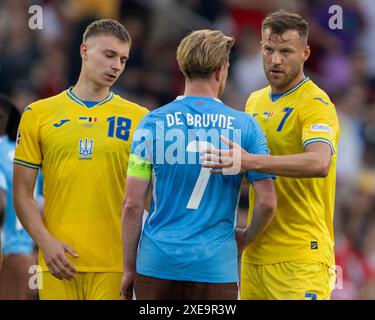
<box><xmin>39</xmin><ymin>266</ymin><xmax>123</xmax><ymax>273</ymax></box>
<box><xmin>137</xmin><ymin>268</ymin><xmax>238</xmax><ymax>283</ymax></box>
<box><xmin>242</xmin><ymin>255</ymin><xmax>335</xmax><ymax>267</ymax></box>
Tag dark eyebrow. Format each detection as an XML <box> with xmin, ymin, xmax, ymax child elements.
<box><xmin>104</xmin><ymin>49</ymin><xmax>128</xmax><ymax>60</ymax></box>
<box><xmin>280</xmin><ymin>47</ymin><xmax>294</xmax><ymax>51</ymax></box>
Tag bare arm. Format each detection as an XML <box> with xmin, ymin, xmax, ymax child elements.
<box><xmin>121</xmin><ymin>176</ymin><xmax>150</xmax><ymax>299</ymax></box>
<box><xmin>0</xmin><ymin>189</ymin><xmax>5</xmax><ymax>229</ymax></box>
<box><xmin>244</xmin><ymin>142</ymin><xmax>332</xmax><ymax>178</ymax></box>
<box><xmin>13</xmin><ymin>164</ymin><xmax>78</xmax><ymax>280</ymax></box>
<box><xmin>237</xmin><ymin>178</ymin><xmax>276</xmax><ymax>253</ymax></box>
<box><xmin>13</xmin><ymin>165</ymin><xmax>49</xmax><ymax>246</ymax></box>
<box><xmin>0</xmin><ymin>189</ymin><xmax>5</xmax><ymax>268</ymax></box>
<box><xmin>145</xmin><ymin>186</ymin><xmax>152</xmax><ymax>212</ymax></box>
<box><xmin>202</xmin><ymin>136</ymin><xmax>332</xmax><ymax>178</ymax></box>
<box><xmin>0</xmin><ymin>170</ymin><xmax>6</xmax><ymax>225</ymax></box>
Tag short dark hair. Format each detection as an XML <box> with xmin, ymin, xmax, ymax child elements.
<box><xmin>83</xmin><ymin>19</ymin><xmax>131</xmax><ymax>45</ymax></box>
<box><xmin>0</xmin><ymin>93</ymin><xmax>20</xmax><ymax>141</ymax></box>
<box><xmin>262</xmin><ymin>10</ymin><xmax>309</xmax><ymax>40</ymax></box>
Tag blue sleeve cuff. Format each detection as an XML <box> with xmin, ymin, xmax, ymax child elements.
<box><xmin>247</xmin><ymin>171</ymin><xmax>276</xmax><ymax>182</ymax></box>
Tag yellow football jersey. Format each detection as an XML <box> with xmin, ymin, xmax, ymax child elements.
<box><xmin>243</xmin><ymin>77</ymin><xmax>339</xmax><ymax>267</ymax></box>
<box><xmin>14</xmin><ymin>89</ymin><xmax>148</xmax><ymax>272</ymax></box>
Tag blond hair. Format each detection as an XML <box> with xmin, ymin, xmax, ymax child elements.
<box><xmin>176</xmin><ymin>30</ymin><xmax>235</xmax><ymax>80</ymax></box>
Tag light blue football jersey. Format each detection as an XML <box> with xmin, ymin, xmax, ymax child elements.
<box><xmin>130</xmin><ymin>96</ymin><xmax>273</xmax><ymax>282</ymax></box>
<box><xmin>0</xmin><ymin>135</ymin><xmax>35</xmax><ymax>255</ymax></box>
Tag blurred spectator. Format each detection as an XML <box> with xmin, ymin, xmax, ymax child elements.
<box><xmin>0</xmin><ymin>0</ymin><xmax>41</xmax><ymax>94</ymax></box>
<box><xmin>336</xmin><ymin>84</ymin><xmax>366</xmax><ymax>187</ymax></box>
<box><xmin>358</xmin><ymin>0</ymin><xmax>375</xmax><ymax>81</ymax></box>
<box><xmin>309</xmin><ymin>0</ymin><xmax>366</xmax><ymax>54</ymax></box>
<box><xmin>225</xmin><ymin>0</ymin><xmax>299</xmax><ymax>35</ymax></box>
<box><xmin>231</xmin><ymin>27</ymin><xmax>267</xmax><ymax>106</ymax></box>
<box><xmin>333</xmin><ymin>187</ymin><xmax>375</xmax><ymax>299</ymax></box>
<box><xmin>66</xmin><ymin>0</ymin><xmax>121</xmax><ymax>21</ymax></box>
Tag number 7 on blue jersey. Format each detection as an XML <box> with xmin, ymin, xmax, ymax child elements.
<box><xmin>186</xmin><ymin>141</ymin><xmax>214</xmax><ymax>209</ymax></box>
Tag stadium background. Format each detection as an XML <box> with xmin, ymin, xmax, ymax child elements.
<box><xmin>0</xmin><ymin>0</ymin><xmax>375</xmax><ymax>299</ymax></box>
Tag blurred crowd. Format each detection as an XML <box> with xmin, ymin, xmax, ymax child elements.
<box><xmin>0</xmin><ymin>0</ymin><xmax>375</xmax><ymax>299</ymax></box>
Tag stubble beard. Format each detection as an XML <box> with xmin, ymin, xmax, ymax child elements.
<box><xmin>265</xmin><ymin>65</ymin><xmax>300</xmax><ymax>92</ymax></box>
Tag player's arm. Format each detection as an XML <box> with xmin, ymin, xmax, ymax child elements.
<box><xmin>0</xmin><ymin>189</ymin><xmax>5</xmax><ymax>224</ymax></box>
<box><xmin>237</xmin><ymin>178</ymin><xmax>276</xmax><ymax>253</ymax></box>
<box><xmin>244</xmin><ymin>141</ymin><xmax>332</xmax><ymax>177</ymax></box>
<box><xmin>0</xmin><ymin>191</ymin><xmax>5</xmax><ymax>216</ymax></box>
<box><xmin>13</xmin><ymin>165</ymin><xmax>78</xmax><ymax>280</ymax></box>
<box><xmin>0</xmin><ymin>171</ymin><xmax>6</xmax><ymax>224</ymax></box>
<box><xmin>204</xmin><ymin>97</ymin><xmax>338</xmax><ymax>178</ymax></box>
<box><xmin>0</xmin><ymin>170</ymin><xmax>7</xmax><ymax>268</ymax></box>
<box><xmin>0</xmin><ymin>169</ymin><xmax>6</xmax><ymax>221</ymax></box>
<box><xmin>121</xmin><ymin>154</ymin><xmax>152</xmax><ymax>300</ymax></box>
<box><xmin>203</xmin><ymin>136</ymin><xmax>332</xmax><ymax>178</ymax></box>
<box><xmin>0</xmin><ymin>187</ymin><xmax>5</xmax><ymax>269</ymax></box>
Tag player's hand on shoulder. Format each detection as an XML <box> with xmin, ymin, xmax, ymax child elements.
<box><xmin>40</xmin><ymin>236</ymin><xmax>78</xmax><ymax>281</ymax></box>
<box><xmin>201</xmin><ymin>135</ymin><xmax>254</xmax><ymax>174</ymax></box>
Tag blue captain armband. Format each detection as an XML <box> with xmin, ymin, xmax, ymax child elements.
<box><xmin>127</xmin><ymin>154</ymin><xmax>152</xmax><ymax>180</ymax></box>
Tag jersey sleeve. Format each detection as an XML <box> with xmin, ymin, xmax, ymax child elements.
<box><xmin>0</xmin><ymin>168</ymin><xmax>7</xmax><ymax>192</ymax></box>
<box><xmin>13</xmin><ymin>106</ymin><xmax>42</xmax><ymax>169</ymax></box>
<box><xmin>245</xmin><ymin>93</ymin><xmax>255</xmax><ymax>115</ymax></box>
<box><xmin>244</xmin><ymin>116</ymin><xmax>276</xmax><ymax>182</ymax></box>
<box><xmin>127</xmin><ymin>115</ymin><xmax>154</xmax><ymax>180</ymax></box>
<box><xmin>299</xmin><ymin>96</ymin><xmax>339</xmax><ymax>154</ymax></box>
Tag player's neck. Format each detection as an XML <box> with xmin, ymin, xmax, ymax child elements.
<box><xmin>183</xmin><ymin>79</ymin><xmax>219</xmax><ymax>99</ymax></box>
<box><xmin>271</xmin><ymin>72</ymin><xmax>306</xmax><ymax>94</ymax></box>
<box><xmin>72</xmin><ymin>75</ymin><xmax>110</xmax><ymax>101</ymax></box>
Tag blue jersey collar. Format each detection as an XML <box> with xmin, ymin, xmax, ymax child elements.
<box><xmin>175</xmin><ymin>95</ymin><xmax>222</xmax><ymax>103</ymax></box>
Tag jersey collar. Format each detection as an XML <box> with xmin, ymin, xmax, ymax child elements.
<box><xmin>269</xmin><ymin>76</ymin><xmax>310</xmax><ymax>102</ymax></box>
<box><xmin>66</xmin><ymin>87</ymin><xmax>114</xmax><ymax>108</ymax></box>
<box><xmin>175</xmin><ymin>95</ymin><xmax>222</xmax><ymax>103</ymax></box>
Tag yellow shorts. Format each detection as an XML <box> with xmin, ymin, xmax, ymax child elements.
<box><xmin>240</xmin><ymin>260</ymin><xmax>336</xmax><ymax>300</ymax></box>
<box><xmin>38</xmin><ymin>272</ymin><xmax>123</xmax><ymax>300</ymax></box>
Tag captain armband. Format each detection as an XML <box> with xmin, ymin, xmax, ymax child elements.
<box><xmin>127</xmin><ymin>154</ymin><xmax>152</xmax><ymax>180</ymax></box>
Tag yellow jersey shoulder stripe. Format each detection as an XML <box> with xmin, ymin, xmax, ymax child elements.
<box><xmin>303</xmin><ymin>137</ymin><xmax>335</xmax><ymax>154</ymax></box>
<box><xmin>14</xmin><ymin>158</ymin><xmax>41</xmax><ymax>169</ymax></box>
